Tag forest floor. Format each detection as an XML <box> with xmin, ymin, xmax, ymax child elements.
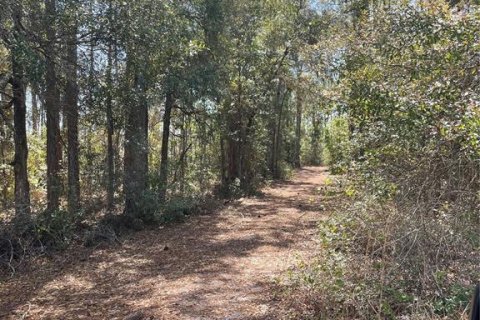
<box><xmin>0</xmin><ymin>167</ymin><xmax>331</xmax><ymax>320</ymax></box>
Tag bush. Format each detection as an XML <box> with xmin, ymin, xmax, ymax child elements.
<box><xmin>34</xmin><ymin>209</ymin><xmax>84</xmax><ymax>249</ymax></box>
<box><xmin>159</xmin><ymin>197</ymin><xmax>198</xmax><ymax>223</ymax></box>
<box><xmin>0</xmin><ymin>209</ymin><xmax>85</xmax><ymax>273</ymax></box>
<box><xmin>133</xmin><ymin>190</ymin><xmax>162</xmax><ymax>224</ymax></box>
<box><xmin>83</xmin><ymin>224</ymin><xmax>119</xmax><ymax>248</ymax></box>
<box><xmin>322</xmin><ymin>116</ymin><xmax>352</xmax><ymax>174</ymax></box>
<box><xmin>0</xmin><ymin>225</ymin><xmax>32</xmax><ymax>274</ymax></box>
<box><xmin>280</xmin><ymin>177</ymin><xmax>478</xmax><ymax>319</ymax></box>
<box><xmin>276</xmin><ymin>160</ymin><xmax>294</xmax><ymax>180</ymax></box>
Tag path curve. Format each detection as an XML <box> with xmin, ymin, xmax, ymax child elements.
<box><xmin>1</xmin><ymin>167</ymin><xmax>329</xmax><ymax>320</ymax></box>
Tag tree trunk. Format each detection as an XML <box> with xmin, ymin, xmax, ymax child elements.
<box><xmin>0</xmin><ymin>101</ymin><xmax>8</xmax><ymax>209</ymax></box>
<box><xmin>225</xmin><ymin>111</ymin><xmax>241</xmax><ymax>186</ymax></box>
<box><xmin>225</xmin><ymin>63</ymin><xmax>244</xmax><ymax>190</ymax></box>
<box><xmin>269</xmin><ymin>82</ymin><xmax>281</xmax><ymax>178</ymax></box>
<box><xmin>11</xmin><ymin>5</ymin><xmax>31</xmax><ymax>218</ymax></box>
<box><xmin>106</xmin><ymin>43</ymin><xmax>115</xmax><ymax>211</ymax></box>
<box><xmin>311</xmin><ymin>112</ymin><xmax>322</xmax><ymax>165</ymax></box>
<box><xmin>199</xmin><ymin>118</ymin><xmax>208</xmax><ymax>192</ymax></box>
<box><xmin>124</xmin><ymin>64</ymin><xmax>149</xmax><ymax>217</ymax></box>
<box><xmin>45</xmin><ymin>0</ymin><xmax>62</xmax><ymax>211</ymax></box>
<box><xmin>240</xmin><ymin>112</ymin><xmax>256</xmax><ymax>189</ymax></box>
<box><xmin>275</xmin><ymin>88</ymin><xmax>287</xmax><ymax>176</ymax></box>
<box><xmin>294</xmin><ymin>90</ymin><xmax>302</xmax><ymax>168</ymax></box>
<box><xmin>179</xmin><ymin>113</ymin><xmax>189</xmax><ymax>195</ymax></box>
<box><xmin>66</xmin><ymin>18</ymin><xmax>80</xmax><ymax>214</ymax></box>
<box><xmin>29</xmin><ymin>0</ymin><xmax>42</xmax><ymax>135</ymax></box>
<box><xmin>158</xmin><ymin>91</ymin><xmax>174</xmax><ymax>203</ymax></box>
<box><xmin>270</xmin><ymin>81</ymin><xmax>287</xmax><ymax>178</ymax></box>
<box><xmin>220</xmin><ymin>134</ymin><xmax>226</xmax><ymax>188</ymax></box>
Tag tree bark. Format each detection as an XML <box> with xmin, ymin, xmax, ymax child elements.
<box><xmin>225</xmin><ymin>110</ymin><xmax>241</xmax><ymax>186</ymax></box>
<box><xmin>158</xmin><ymin>91</ymin><xmax>174</xmax><ymax>203</ymax></box>
<box><xmin>269</xmin><ymin>81</ymin><xmax>286</xmax><ymax>178</ymax></box>
<box><xmin>310</xmin><ymin>112</ymin><xmax>322</xmax><ymax>165</ymax></box>
<box><xmin>45</xmin><ymin>0</ymin><xmax>62</xmax><ymax>211</ymax></box>
<box><xmin>220</xmin><ymin>134</ymin><xmax>226</xmax><ymax>187</ymax></box>
<box><xmin>0</xmin><ymin>101</ymin><xmax>8</xmax><ymax>209</ymax></box>
<box><xmin>179</xmin><ymin>113</ymin><xmax>189</xmax><ymax>195</ymax></box>
<box><xmin>269</xmin><ymin>82</ymin><xmax>281</xmax><ymax>178</ymax></box>
<box><xmin>294</xmin><ymin>90</ymin><xmax>302</xmax><ymax>168</ymax></box>
<box><xmin>274</xmin><ymin>88</ymin><xmax>287</xmax><ymax>176</ymax></box>
<box><xmin>29</xmin><ymin>0</ymin><xmax>42</xmax><ymax>134</ymax></box>
<box><xmin>124</xmin><ymin>63</ymin><xmax>149</xmax><ymax>217</ymax></box>
<box><xmin>66</xmin><ymin>18</ymin><xmax>80</xmax><ymax>214</ymax></box>
<box><xmin>106</xmin><ymin>42</ymin><xmax>115</xmax><ymax>211</ymax></box>
<box><xmin>11</xmin><ymin>5</ymin><xmax>31</xmax><ymax>218</ymax></box>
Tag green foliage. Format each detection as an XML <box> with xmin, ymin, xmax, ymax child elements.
<box><xmin>34</xmin><ymin>209</ymin><xmax>83</xmax><ymax>249</ymax></box>
<box><xmin>434</xmin><ymin>284</ymin><xmax>472</xmax><ymax>316</ymax></box>
<box><xmin>218</xmin><ymin>178</ymin><xmax>244</xmax><ymax>199</ymax></box>
<box><xmin>342</xmin><ymin>4</ymin><xmax>480</xmax><ymax>173</ymax></box>
<box><xmin>159</xmin><ymin>197</ymin><xmax>200</xmax><ymax>224</ymax></box>
<box><xmin>2</xmin><ymin>0</ymin><xmax>333</xmax><ymax>217</ymax></box>
<box><xmin>276</xmin><ymin>160</ymin><xmax>294</xmax><ymax>180</ymax></box>
<box><xmin>323</xmin><ymin>116</ymin><xmax>351</xmax><ymax>174</ymax></box>
<box><xmin>325</xmin><ymin>7</ymin><xmax>480</xmax><ymax>319</ymax></box>
<box><xmin>120</xmin><ymin>192</ymin><xmax>213</xmax><ymax>227</ymax></box>
<box><xmin>129</xmin><ymin>190</ymin><xmax>162</xmax><ymax>225</ymax></box>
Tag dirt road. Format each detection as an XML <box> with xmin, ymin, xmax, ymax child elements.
<box><xmin>0</xmin><ymin>167</ymin><xmax>329</xmax><ymax>320</ymax></box>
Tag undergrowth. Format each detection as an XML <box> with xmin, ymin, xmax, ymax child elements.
<box><xmin>0</xmin><ymin>194</ymin><xmax>221</xmax><ymax>276</ymax></box>
<box><xmin>277</xmin><ymin>174</ymin><xmax>479</xmax><ymax>320</ymax></box>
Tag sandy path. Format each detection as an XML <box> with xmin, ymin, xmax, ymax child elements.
<box><xmin>0</xmin><ymin>167</ymin><xmax>329</xmax><ymax>320</ymax></box>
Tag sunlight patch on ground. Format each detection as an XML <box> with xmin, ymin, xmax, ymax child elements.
<box><xmin>42</xmin><ymin>274</ymin><xmax>95</xmax><ymax>292</ymax></box>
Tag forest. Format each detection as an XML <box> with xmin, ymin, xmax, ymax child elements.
<box><xmin>0</xmin><ymin>0</ymin><xmax>479</xmax><ymax>319</ymax></box>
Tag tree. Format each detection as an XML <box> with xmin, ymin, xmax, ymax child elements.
<box><xmin>105</xmin><ymin>41</ymin><xmax>115</xmax><ymax>211</ymax></box>
<box><xmin>294</xmin><ymin>86</ymin><xmax>303</xmax><ymax>168</ymax></box>
<box><xmin>44</xmin><ymin>0</ymin><xmax>62</xmax><ymax>212</ymax></box>
<box><xmin>64</xmin><ymin>2</ymin><xmax>80</xmax><ymax>214</ymax></box>
<box><xmin>123</xmin><ymin>59</ymin><xmax>149</xmax><ymax>218</ymax></box>
<box><xmin>158</xmin><ymin>90</ymin><xmax>174</xmax><ymax>203</ymax></box>
<box><xmin>10</xmin><ymin>2</ymin><xmax>31</xmax><ymax>218</ymax></box>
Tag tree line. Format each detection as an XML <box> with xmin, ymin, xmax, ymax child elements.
<box><xmin>1</xmin><ymin>0</ymin><xmax>329</xmax><ymax>227</ymax></box>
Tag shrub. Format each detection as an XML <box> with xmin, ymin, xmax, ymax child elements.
<box><xmin>159</xmin><ymin>197</ymin><xmax>198</xmax><ymax>223</ymax></box>
<box><xmin>280</xmin><ymin>177</ymin><xmax>478</xmax><ymax>319</ymax></box>
<box><xmin>34</xmin><ymin>209</ymin><xmax>84</xmax><ymax>249</ymax></box>
<box><xmin>322</xmin><ymin>116</ymin><xmax>352</xmax><ymax>174</ymax></box>
<box><xmin>133</xmin><ymin>190</ymin><xmax>162</xmax><ymax>224</ymax></box>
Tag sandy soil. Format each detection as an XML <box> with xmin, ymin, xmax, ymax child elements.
<box><xmin>0</xmin><ymin>166</ymin><xmax>330</xmax><ymax>320</ymax></box>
